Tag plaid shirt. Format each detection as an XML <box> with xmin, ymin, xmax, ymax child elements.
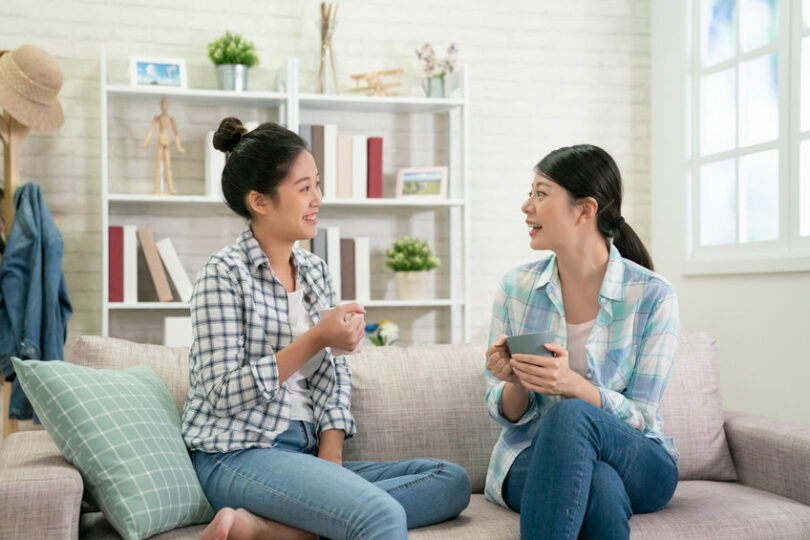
<box><xmin>484</xmin><ymin>244</ymin><xmax>680</xmax><ymax>507</ymax></box>
<box><xmin>182</xmin><ymin>226</ymin><xmax>355</xmax><ymax>453</ymax></box>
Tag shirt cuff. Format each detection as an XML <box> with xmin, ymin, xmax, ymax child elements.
<box><xmin>489</xmin><ymin>381</ymin><xmax>540</xmax><ymax>427</ymax></box>
<box><xmin>250</xmin><ymin>354</ymin><xmax>280</xmax><ymax>401</ymax></box>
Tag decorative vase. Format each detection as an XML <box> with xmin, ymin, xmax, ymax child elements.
<box><xmin>395</xmin><ymin>271</ymin><xmax>429</xmax><ymax>300</ymax></box>
<box><xmin>216</xmin><ymin>64</ymin><xmax>248</xmax><ymax>91</ymax></box>
<box><xmin>318</xmin><ymin>20</ymin><xmax>338</xmax><ymax>94</ymax></box>
<box><xmin>423</xmin><ymin>76</ymin><xmax>445</xmax><ymax>98</ymax></box>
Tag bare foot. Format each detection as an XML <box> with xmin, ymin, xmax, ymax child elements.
<box><xmin>200</xmin><ymin>507</ymin><xmax>316</xmax><ymax>540</ymax></box>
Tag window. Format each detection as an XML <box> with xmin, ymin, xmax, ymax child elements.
<box><xmin>690</xmin><ymin>0</ymin><xmax>809</xmax><ymax>265</ymax></box>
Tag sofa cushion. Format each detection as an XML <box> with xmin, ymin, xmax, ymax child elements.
<box><xmin>69</xmin><ymin>335</ymin><xmax>190</xmax><ymax>415</ymax></box>
<box><xmin>11</xmin><ymin>358</ymin><xmax>214</xmax><ymax>540</ymax></box>
<box><xmin>345</xmin><ymin>342</ymin><xmax>500</xmax><ymax>493</ymax></box>
<box><xmin>658</xmin><ymin>332</ymin><xmax>737</xmax><ymax>481</ymax></box>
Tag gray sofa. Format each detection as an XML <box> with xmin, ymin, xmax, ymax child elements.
<box><xmin>1</xmin><ymin>331</ymin><xmax>809</xmax><ymax>539</ymax></box>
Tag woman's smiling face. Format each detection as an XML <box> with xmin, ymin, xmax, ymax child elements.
<box><xmin>521</xmin><ymin>174</ymin><xmax>581</xmax><ymax>251</ymax></box>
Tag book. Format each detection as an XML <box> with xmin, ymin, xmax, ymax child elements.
<box><xmin>299</xmin><ymin>124</ymin><xmax>313</xmax><ymax>150</ymax></box>
<box><xmin>156</xmin><ymin>237</ymin><xmax>193</xmax><ymax>302</ymax></box>
<box><xmin>351</xmin><ymin>135</ymin><xmax>367</xmax><ymax>200</ymax></box>
<box><xmin>367</xmin><ymin>137</ymin><xmax>383</xmax><ymax>198</ymax></box>
<box><xmin>340</xmin><ymin>238</ymin><xmax>355</xmax><ymax>300</ymax></box>
<box><xmin>204</xmin><ymin>131</ymin><xmax>225</xmax><ymax>201</ymax></box>
<box><xmin>326</xmin><ymin>226</ymin><xmax>341</xmax><ymax>302</ymax></box>
<box><xmin>123</xmin><ymin>225</ymin><xmax>138</xmax><ymax>303</ymax></box>
<box><xmin>336</xmin><ymin>134</ymin><xmax>353</xmax><ymax>199</ymax></box>
<box><xmin>323</xmin><ymin>124</ymin><xmax>338</xmax><ymax>199</ymax></box>
<box><xmin>312</xmin><ymin>228</ymin><xmax>327</xmax><ymax>261</ymax></box>
<box><xmin>108</xmin><ymin>226</ymin><xmax>124</xmax><ymax>302</ymax></box>
<box><xmin>136</xmin><ymin>228</ymin><xmax>173</xmax><ymax>302</ymax></box>
<box><xmin>311</xmin><ymin>125</ymin><xmax>325</xmax><ymax>196</ymax></box>
<box><xmin>354</xmin><ymin>237</ymin><xmax>371</xmax><ymax>302</ymax></box>
<box><xmin>163</xmin><ymin>316</ymin><xmax>193</xmax><ymax>348</ymax></box>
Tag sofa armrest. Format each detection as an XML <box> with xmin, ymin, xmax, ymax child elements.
<box><xmin>724</xmin><ymin>410</ymin><xmax>810</xmax><ymax>506</ymax></box>
<box><xmin>0</xmin><ymin>431</ymin><xmax>83</xmax><ymax>540</ymax></box>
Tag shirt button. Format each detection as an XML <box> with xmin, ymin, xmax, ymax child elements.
<box><xmin>585</xmin><ymin>372</ymin><xmax>593</xmax><ymax>380</ymax></box>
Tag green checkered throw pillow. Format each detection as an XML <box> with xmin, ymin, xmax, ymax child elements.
<box><xmin>11</xmin><ymin>358</ymin><xmax>214</xmax><ymax>540</ymax></box>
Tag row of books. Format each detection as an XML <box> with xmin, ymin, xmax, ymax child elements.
<box><xmin>298</xmin><ymin>227</ymin><xmax>370</xmax><ymax>303</ymax></box>
<box><xmin>299</xmin><ymin>125</ymin><xmax>383</xmax><ymax>200</ymax></box>
<box><xmin>108</xmin><ymin>226</ymin><xmax>193</xmax><ymax>303</ymax></box>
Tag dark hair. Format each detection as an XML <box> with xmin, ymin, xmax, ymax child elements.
<box><xmin>534</xmin><ymin>144</ymin><xmax>654</xmax><ymax>271</ymax></box>
<box><xmin>213</xmin><ymin>117</ymin><xmax>308</xmax><ymax>220</ymax></box>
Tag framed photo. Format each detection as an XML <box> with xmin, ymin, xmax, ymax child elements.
<box><xmin>395</xmin><ymin>166</ymin><xmax>448</xmax><ymax>199</ymax></box>
<box><xmin>130</xmin><ymin>56</ymin><xmax>187</xmax><ymax>89</ymax></box>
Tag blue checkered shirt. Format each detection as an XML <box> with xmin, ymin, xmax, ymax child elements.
<box><xmin>182</xmin><ymin>226</ymin><xmax>356</xmax><ymax>453</ymax></box>
<box><xmin>484</xmin><ymin>244</ymin><xmax>680</xmax><ymax>507</ymax></box>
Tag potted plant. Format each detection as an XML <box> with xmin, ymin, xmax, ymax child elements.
<box><xmin>385</xmin><ymin>236</ymin><xmax>440</xmax><ymax>300</ymax></box>
<box><xmin>207</xmin><ymin>31</ymin><xmax>259</xmax><ymax>91</ymax></box>
<box><xmin>414</xmin><ymin>43</ymin><xmax>458</xmax><ymax>98</ymax></box>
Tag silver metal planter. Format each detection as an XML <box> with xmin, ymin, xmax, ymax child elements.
<box><xmin>216</xmin><ymin>64</ymin><xmax>248</xmax><ymax>91</ymax></box>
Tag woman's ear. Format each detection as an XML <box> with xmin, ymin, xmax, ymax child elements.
<box><xmin>247</xmin><ymin>190</ymin><xmax>271</xmax><ymax>216</ymax></box>
<box><xmin>576</xmin><ymin>197</ymin><xmax>599</xmax><ymax>225</ymax></box>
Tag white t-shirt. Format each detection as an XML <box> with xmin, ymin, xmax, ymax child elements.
<box><xmin>285</xmin><ymin>289</ymin><xmax>326</xmax><ymax>422</ymax></box>
<box><xmin>566</xmin><ymin>319</ymin><xmax>595</xmax><ymax>377</ymax></box>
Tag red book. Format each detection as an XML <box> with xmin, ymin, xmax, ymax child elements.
<box><xmin>108</xmin><ymin>226</ymin><xmax>124</xmax><ymax>302</ymax></box>
<box><xmin>367</xmin><ymin>137</ymin><xmax>383</xmax><ymax>198</ymax></box>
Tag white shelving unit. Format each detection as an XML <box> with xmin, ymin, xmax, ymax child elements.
<box><xmin>100</xmin><ymin>49</ymin><xmax>471</xmax><ymax>344</ymax></box>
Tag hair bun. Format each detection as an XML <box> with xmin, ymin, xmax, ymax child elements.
<box><xmin>213</xmin><ymin>117</ymin><xmax>248</xmax><ymax>152</ymax></box>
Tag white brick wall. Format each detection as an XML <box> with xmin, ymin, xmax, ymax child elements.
<box><xmin>0</xmin><ymin>0</ymin><xmax>651</xmax><ymax>348</ymax></box>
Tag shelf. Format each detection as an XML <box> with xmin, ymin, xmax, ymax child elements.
<box><xmin>107</xmin><ymin>194</ymin><xmax>225</xmax><ymax>204</ymax></box>
<box><xmin>107</xmin><ymin>299</ymin><xmax>463</xmax><ymax>310</ymax></box>
<box><xmin>106</xmin><ymin>85</ymin><xmax>287</xmax><ymax>107</ymax></box>
<box><xmin>107</xmin><ymin>194</ymin><xmax>464</xmax><ymax>208</ymax></box>
<box><xmin>299</xmin><ymin>93</ymin><xmax>464</xmax><ymax>114</ymax></box>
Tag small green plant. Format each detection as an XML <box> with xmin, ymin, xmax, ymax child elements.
<box><xmin>385</xmin><ymin>236</ymin><xmax>440</xmax><ymax>272</ymax></box>
<box><xmin>207</xmin><ymin>31</ymin><xmax>259</xmax><ymax>67</ymax></box>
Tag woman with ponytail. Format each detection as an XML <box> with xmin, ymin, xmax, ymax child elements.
<box><xmin>183</xmin><ymin>118</ymin><xmax>470</xmax><ymax>540</ymax></box>
<box><xmin>483</xmin><ymin>144</ymin><xmax>680</xmax><ymax>539</ymax></box>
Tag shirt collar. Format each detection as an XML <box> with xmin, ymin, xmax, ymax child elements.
<box><xmin>533</xmin><ymin>243</ymin><xmax>625</xmax><ymax>303</ymax></box>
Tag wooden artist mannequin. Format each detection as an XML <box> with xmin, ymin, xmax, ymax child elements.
<box><xmin>140</xmin><ymin>96</ymin><xmax>185</xmax><ymax>195</ymax></box>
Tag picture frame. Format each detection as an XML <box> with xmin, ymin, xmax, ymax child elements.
<box><xmin>130</xmin><ymin>56</ymin><xmax>188</xmax><ymax>89</ymax></box>
<box><xmin>395</xmin><ymin>166</ymin><xmax>448</xmax><ymax>198</ymax></box>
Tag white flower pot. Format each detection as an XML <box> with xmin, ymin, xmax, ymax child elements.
<box><xmin>395</xmin><ymin>271</ymin><xmax>429</xmax><ymax>300</ymax></box>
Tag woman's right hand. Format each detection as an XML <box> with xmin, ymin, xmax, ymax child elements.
<box><xmin>314</xmin><ymin>303</ymin><xmax>366</xmax><ymax>352</ymax></box>
<box><xmin>486</xmin><ymin>334</ymin><xmax>521</xmax><ymax>384</ymax></box>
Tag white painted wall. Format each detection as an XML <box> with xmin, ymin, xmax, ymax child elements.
<box><xmin>651</xmin><ymin>2</ymin><xmax>810</xmax><ymax>423</ymax></box>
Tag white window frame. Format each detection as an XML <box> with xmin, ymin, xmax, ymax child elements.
<box><xmin>686</xmin><ymin>0</ymin><xmax>810</xmax><ymax>275</ymax></box>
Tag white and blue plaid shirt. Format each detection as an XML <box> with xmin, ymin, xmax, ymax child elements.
<box><xmin>485</xmin><ymin>244</ymin><xmax>680</xmax><ymax>507</ymax></box>
<box><xmin>182</xmin><ymin>226</ymin><xmax>355</xmax><ymax>453</ymax></box>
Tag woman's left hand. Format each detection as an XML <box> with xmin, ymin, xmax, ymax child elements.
<box><xmin>511</xmin><ymin>342</ymin><xmax>582</xmax><ymax>397</ymax></box>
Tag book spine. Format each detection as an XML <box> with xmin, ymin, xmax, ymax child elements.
<box><xmin>136</xmin><ymin>228</ymin><xmax>173</xmax><ymax>302</ymax></box>
<box><xmin>354</xmin><ymin>237</ymin><xmax>371</xmax><ymax>302</ymax></box>
<box><xmin>367</xmin><ymin>137</ymin><xmax>383</xmax><ymax>198</ymax></box>
<box><xmin>311</xmin><ymin>125</ymin><xmax>325</xmax><ymax>197</ymax></box>
<box><xmin>312</xmin><ymin>228</ymin><xmax>327</xmax><ymax>261</ymax></box>
<box><xmin>326</xmin><ymin>226</ymin><xmax>341</xmax><ymax>302</ymax></box>
<box><xmin>204</xmin><ymin>131</ymin><xmax>226</xmax><ymax>201</ymax></box>
<box><xmin>123</xmin><ymin>225</ymin><xmax>138</xmax><ymax>303</ymax></box>
<box><xmin>352</xmin><ymin>135</ymin><xmax>367</xmax><ymax>200</ymax></box>
<box><xmin>108</xmin><ymin>226</ymin><xmax>124</xmax><ymax>302</ymax></box>
<box><xmin>336</xmin><ymin>134</ymin><xmax>353</xmax><ymax>199</ymax></box>
<box><xmin>156</xmin><ymin>237</ymin><xmax>194</xmax><ymax>302</ymax></box>
<box><xmin>323</xmin><ymin>124</ymin><xmax>338</xmax><ymax>200</ymax></box>
<box><xmin>340</xmin><ymin>238</ymin><xmax>356</xmax><ymax>301</ymax></box>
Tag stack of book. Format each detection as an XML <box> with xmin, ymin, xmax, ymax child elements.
<box><xmin>299</xmin><ymin>125</ymin><xmax>383</xmax><ymax>200</ymax></box>
<box><xmin>298</xmin><ymin>227</ymin><xmax>370</xmax><ymax>303</ymax></box>
<box><xmin>108</xmin><ymin>225</ymin><xmax>193</xmax><ymax>303</ymax></box>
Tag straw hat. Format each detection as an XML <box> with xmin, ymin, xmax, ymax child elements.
<box><xmin>0</xmin><ymin>44</ymin><xmax>64</xmax><ymax>131</ymax></box>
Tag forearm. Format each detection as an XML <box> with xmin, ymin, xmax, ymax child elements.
<box><xmin>318</xmin><ymin>428</ymin><xmax>345</xmax><ymax>463</ymax></box>
<box><xmin>276</xmin><ymin>327</ymin><xmax>325</xmax><ymax>383</ymax></box>
<box><xmin>567</xmin><ymin>377</ymin><xmax>602</xmax><ymax>408</ymax></box>
<box><xmin>501</xmin><ymin>381</ymin><xmax>531</xmax><ymax>422</ymax></box>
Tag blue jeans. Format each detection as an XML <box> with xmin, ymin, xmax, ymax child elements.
<box><xmin>192</xmin><ymin>421</ymin><xmax>471</xmax><ymax>540</ymax></box>
<box><xmin>502</xmin><ymin>399</ymin><xmax>678</xmax><ymax>540</ymax></box>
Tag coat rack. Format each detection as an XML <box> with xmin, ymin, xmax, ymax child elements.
<box><xmin>1</xmin><ymin>110</ymin><xmax>30</xmax><ymax>439</ymax></box>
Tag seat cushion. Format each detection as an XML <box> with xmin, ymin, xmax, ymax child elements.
<box><xmin>12</xmin><ymin>358</ymin><xmax>214</xmax><ymax>540</ymax></box>
<box><xmin>659</xmin><ymin>331</ymin><xmax>737</xmax><ymax>481</ymax></box>
<box><xmin>629</xmin><ymin>481</ymin><xmax>810</xmax><ymax>538</ymax></box>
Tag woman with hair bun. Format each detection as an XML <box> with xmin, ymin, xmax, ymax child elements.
<box><xmin>484</xmin><ymin>144</ymin><xmax>680</xmax><ymax>539</ymax></box>
<box><xmin>182</xmin><ymin>118</ymin><xmax>470</xmax><ymax>540</ymax></box>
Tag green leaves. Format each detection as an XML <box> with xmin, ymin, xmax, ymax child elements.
<box><xmin>384</xmin><ymin>236</ymin><xmax>440</xmax><ymax>272</ymax></box>
<box><xmin>207</xmin><ymin>31</ymin><xmax>259</xmax><ymax>67</ymax></box>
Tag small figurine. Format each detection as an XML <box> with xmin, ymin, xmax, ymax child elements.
<box><xmin>140</xmin><ymin>96</ymin><xmax>185</xmax><ymax>195</ymax></box>
<box><xmin>348</xmin><ymin>69</ymin><xmax>404</xmax><ymax>97</ymax></box>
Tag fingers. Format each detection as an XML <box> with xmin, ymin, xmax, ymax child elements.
<box><xmin>511</xmin><ymin>353</ymin><xmax>556</xmax><ymax>367</ymax></box>
<box><xmin>543</xmin><ymin>342</ymin><xmax>566</xmax><ymax>356</ymax></box>
<box><xmin>338</xmin><ymin>302</ymin><xmax>366</xmax><ymax>316</ymax></box>
<box><xmin>494</xmin><ymin>334</ymin><xmax>508</xmax><ymax>347</ymax></box>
